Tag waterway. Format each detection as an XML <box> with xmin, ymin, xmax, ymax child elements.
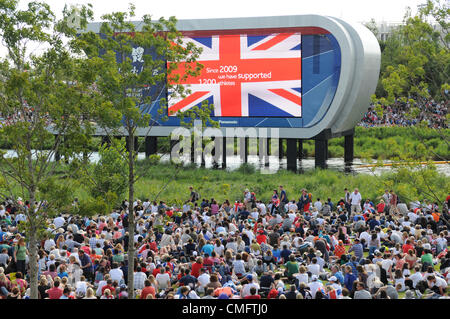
<box><xmin>3</xmin><ymin>150</ymin><xmax>449</xmax><ymax>176</ymax></box>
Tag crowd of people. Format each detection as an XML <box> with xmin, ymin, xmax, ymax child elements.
<box><xmin>0</xmin><ymin>186</ymin><xmax>449</xmax><ymax>300</ymax></box>
<box><xmin>360</xmin><ymin>99</ymin><xmax>448</xmax><ymax>129</ymax></box>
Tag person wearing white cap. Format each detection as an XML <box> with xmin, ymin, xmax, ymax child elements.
<box><xmin>328</xmin><ymin>276</ymin><xmax>343</xmax><ymax>292</ymax></box>
<box><xmin>307</xmin><ymin>275</ymin><xmax>324</xmax><ymax>299</ymax></box>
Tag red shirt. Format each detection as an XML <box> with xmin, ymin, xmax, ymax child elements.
<box><xmin>47</xmin><ymin>287</ymin><xmax>63</xmax><ymax>299</ymax></box>
<box><xmin>334</xmin><ymin>244</ymin><xmax>346</xmax><ymax>259</ymax></box>
<box><xmin>256</xmin><ymin>234</ymin><xmax>267</xmax><ymax>245</ymax></box>
<box><xmin>149</xmin><ymin>241</ymin><xmax>158</xmax><ymax>252</ymax></box>
<box><xmin>376</xmin><ymin>203</ymin><xmax>385</xmax><ymax>213</ymax></box>
<box><xmin>140</xmin><ymin>286</ymin><xmax>156</xmax><ymax>299</ymax></box>
<box><xmin>101</xmin><ymin>284</ymin><xmax>116</xmax><ymax>295</ymax></box>
<box><xmin>191</xmin><ymin>262</ymin><xmax>203</xmax><ymax>278</ymax></box>
<box><xmin>402</xmin><ymin>244</ymin><xmax>414</xmax><ymax>254</ymax></box>
<box><xmin>152</xmin><ymin>268</ymin><xmax>161</xmax><ymax>277</ymax></box>
<box><xmin>244</xmin><ymin>295</ymin><xmax>261</xmax><ymax>299</ymax></box>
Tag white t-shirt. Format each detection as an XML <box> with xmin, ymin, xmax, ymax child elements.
<box><xmin>44</xmin><ymin>239</ymin><xmax>56</xmax><ymax>252</ymax></box>
<box><xmin>109</xmin><ymin>268</ymin><xmax>124</xmax><ymax>284</ymax></box>
<box><xmin>434</xmin><ymin>276</ymin><xmax>448</xmax><ymax>289</ymax></box>
<box><xmin>96</xmin><ymin>280</ymin><xmax>107</xmax><ymax>297</ymax></box>
<box><xmin>75</xmin><ymin>281</ymin><xmax>88</xmax><ymax>294</ymax></box>
<box><xmin>156</xmin><ymin>273</ymin><xmax>171</xmax><ymax>290</ymax></box>
<box><xmin>214</xmin><ymin>245</ymin><xmax>225</xmax><ymax>256</ymax></box>
<box><xmin>381</xmin><ymin>259</ymin><xmax>394</xmax><ymax>273</ymax></box>
<box><xmin>250</xmin><ymin>211</ymin><xmax>259</xmax><ymax>220</ymax></box>
<box><xmin>359</xmin><ymin>231</ymin><xmax>371</xmax><ymax>244</ymax></box>
<box><xmin>288</xmin><ymin>212</ymin><xmax>296</xmax><ymax>223</ymax></box>
<box><xmin>288</xmin><ymin>203</ymin><xmax>297</xmax><ymax>213</ymax></box>
<box><xmin>407</xmin><ymin>212</ymin><xmax>418</xmax><ymax>223</ymax></box>
<box><xmin>350</xmin><ymin>192</ymin><xmax>362</xmax><ymax>205</ymax></box>
<box><xmin>314</xmin><ymin>201</ymin><xmax>323</xmax><ymax>211</ymax></box>
<box><xmin>259</xmin><ymin>203</ymin><xmax>267</xmax><ymax>214</ymax></box>
<box><xmin>294</xmin><ymin>273</ymin><xmax>309</xmax><ymax>284</ymax></box>
<box><xmin>308</xmin><ymin>281</ymin><xmax>324</xmax><ymax>299</ymax></box>
<box><xmin>409</xmin><ymin>272</ymin><xmax>423</xmax><ymax>288</ymax></box>
<box><xmin>53</xmin><ymin>217</ymin><xmax>65</xmax><ymax>229</ymax></box>
<box><xmin>197</xmin><ymin>273</ymin><xmax>210</xmax><ymax>288</ymax></box>
<box><xmin>241</xmin><ymin>283</ymin><xmax>259</xmax><ymax>298</ymax></box>
<box><xmin>307</xmin><ymin>264</ymin><xmax>320</xmax><ymax>276</ymax></box>
<box><xmin>436</xmin><ymin>237</ymin><xmax>448</xmax><ymax>249</ymax></box>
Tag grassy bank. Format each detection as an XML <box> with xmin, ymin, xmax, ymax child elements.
<box><xmin>67</xmin><ymin>160</ymin><xmax>449</xmax><ymax>210</ymax></box>
<box><xmin>301</xmin><ymin>126</ymin><xmax>449</xmax><ymax>160</ymax></box>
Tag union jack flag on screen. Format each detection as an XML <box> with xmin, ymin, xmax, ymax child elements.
<box><xmin>167</xmin><ymin>33</ymin><xmax>302</xmax><ymax>118</ymax></box>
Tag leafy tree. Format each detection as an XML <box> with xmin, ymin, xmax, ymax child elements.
<box><xmin>87</xmin><ymin>139</ymin><xmax>128</xmax><ymax>201</ymax></box>
<box><xmin>75</xmin><ymin>4</ymin><xmax>217</xmax><ymax>297</ymax></box>
<box><xmin>0</xmin><ymin>0</ymin><xmax>103</xmax><ymax>299</ymax></box>
<box><xmin>365</xmin><ymin>0</ymin><xmax>449</xmax><ymax>206</ymax></box>
<box><xmin>374</xmin><ymin>0</ymin><xmax>449</xmax><ymax>105</ymax></box>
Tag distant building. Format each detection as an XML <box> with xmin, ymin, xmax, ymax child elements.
<box><xmin>365</xmin><ymin>20</ymin><xmax>445</xmax><ymax>43</ymax></box>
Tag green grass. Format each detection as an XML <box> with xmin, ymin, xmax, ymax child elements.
<box><xmin>62</xmin><ymin>158</ymin><xmax>449</xmax><ymax>211</ymax></box>
<box><xmin>299</xmin><ymin>126</ymin><xmax>450</xmax><ymax>160</ymax></box>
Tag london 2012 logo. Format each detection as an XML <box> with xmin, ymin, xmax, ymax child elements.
<box><xmin>66</xmin><ymin>5</ymin><xmax>82</xmax><ymax>30</ymax></box>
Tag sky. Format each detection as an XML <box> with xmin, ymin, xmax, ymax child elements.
<box><xmin>2</xmin><ymin>0</ymin><xmax>428</xmax><ymax>59</ymax></box>
<box><xmin>17</xmin><ymin>0</ymin><xmax>427</xmax><ymax>24</ymax></box>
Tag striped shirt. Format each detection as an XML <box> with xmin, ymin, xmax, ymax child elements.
<box><xmin>134</xmin><ymin>272</ymin><xmax>147</xmax><ymax>290</ymax></box>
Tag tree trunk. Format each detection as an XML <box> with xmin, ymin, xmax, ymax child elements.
<box><xmin>127</xmin><ymin>133</ymin><xmax>135</xmax><ymax>298</ymax></box>
<box><xmin>26</xmin><ymin>195</ymin><xmax>39</xmax><ymax>299</ymax></box>
<box><xmin>28</xmin><ymin>219</ymin><xmax>39</xmax><ymax>299</ymax></box>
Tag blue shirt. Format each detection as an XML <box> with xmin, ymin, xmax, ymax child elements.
<box><xmin>280</xmin><ymin>249</ymin><xmax>292</xmax><ymax>262</ymax></box>
<box><xmin>368</xmin><ymin>219</ymin><xmax>380</xmax><ymax>231</ymax></box>
<box><xmin>348</xmin><ymin>243</ymin><xmax>364</xmax><ymax>259</ymax></box>
<box><xmin>202</xmin><ymin>244</ymin><xmax>214</xmax><ymax>256</ymax></box>
<box><xmin>334</xmin><ymin>271</ymin><xmax>345</xmax><ymax>285</ymax></box>
<box><xmin>272</xmin><ymin>249</ymin><xmax>281</xmax><ymax>261</ymax></box>
<box><xmin>344</xmin><ymin>273</ymin><xmax>357</xmax><ymax>291</ymax></box>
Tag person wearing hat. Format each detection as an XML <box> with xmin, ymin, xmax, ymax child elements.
<box><xmin>324</xmin><ymin>276</ymin><xmax>343</xmax><ymax>299</ymax></box>
<box><xmin>117</xmin><ymin>284</ymin><xmax>128</xmax><ymax>299</ymax></box>
<box><xmin>328</xmin><ymin>275</ymin><xmax>343</xmax><ymax>292</ymax></box>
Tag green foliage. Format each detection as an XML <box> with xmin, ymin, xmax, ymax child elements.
<box><xmin>89</xmin><ymin>139</ymin><xmax>128</xmax><ymax>201</ymax></box>
<box><xmin>237</xmin><ymin>163</ymin><xmax>257</xmax><ymax>175</ymax></box>
<box><xmin>0</xmin><ymin>0</ymin><xmax>103</xmax><ymax>299</ymax></box>
<box><xmin>294</xmin><ymin>127</ymin><xmax>448</xmax><ymax>161</ymax></box>
<box><xmin>373</xmin><ymin>0</ymin><xmax>449</xmax><ymax>102</ymax></box>
<box><xmin>75</xmin><ymin>194</ymin><xmax>114</xmax><ymax>217</ymax></box>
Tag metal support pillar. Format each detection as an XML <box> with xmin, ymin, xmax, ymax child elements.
<box><xmin>286</xmin><ymin>138</ymin><xmax>297</xmax><ymax>172</ymax></box>
<box><xmin>145</xmin><ymin>136</ymin><xmax>157</xmax><ymax>158</ymax></box>
<box><xmin>344</xmin><ymin>134</ymin><xmax>354</xmax><ymax>164</ymax></box>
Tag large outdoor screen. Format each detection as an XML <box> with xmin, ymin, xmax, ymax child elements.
<box><xmin>167</xmin><ymin>33</ymin><xmax>302</xmax><ymax>118</ymax></box>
